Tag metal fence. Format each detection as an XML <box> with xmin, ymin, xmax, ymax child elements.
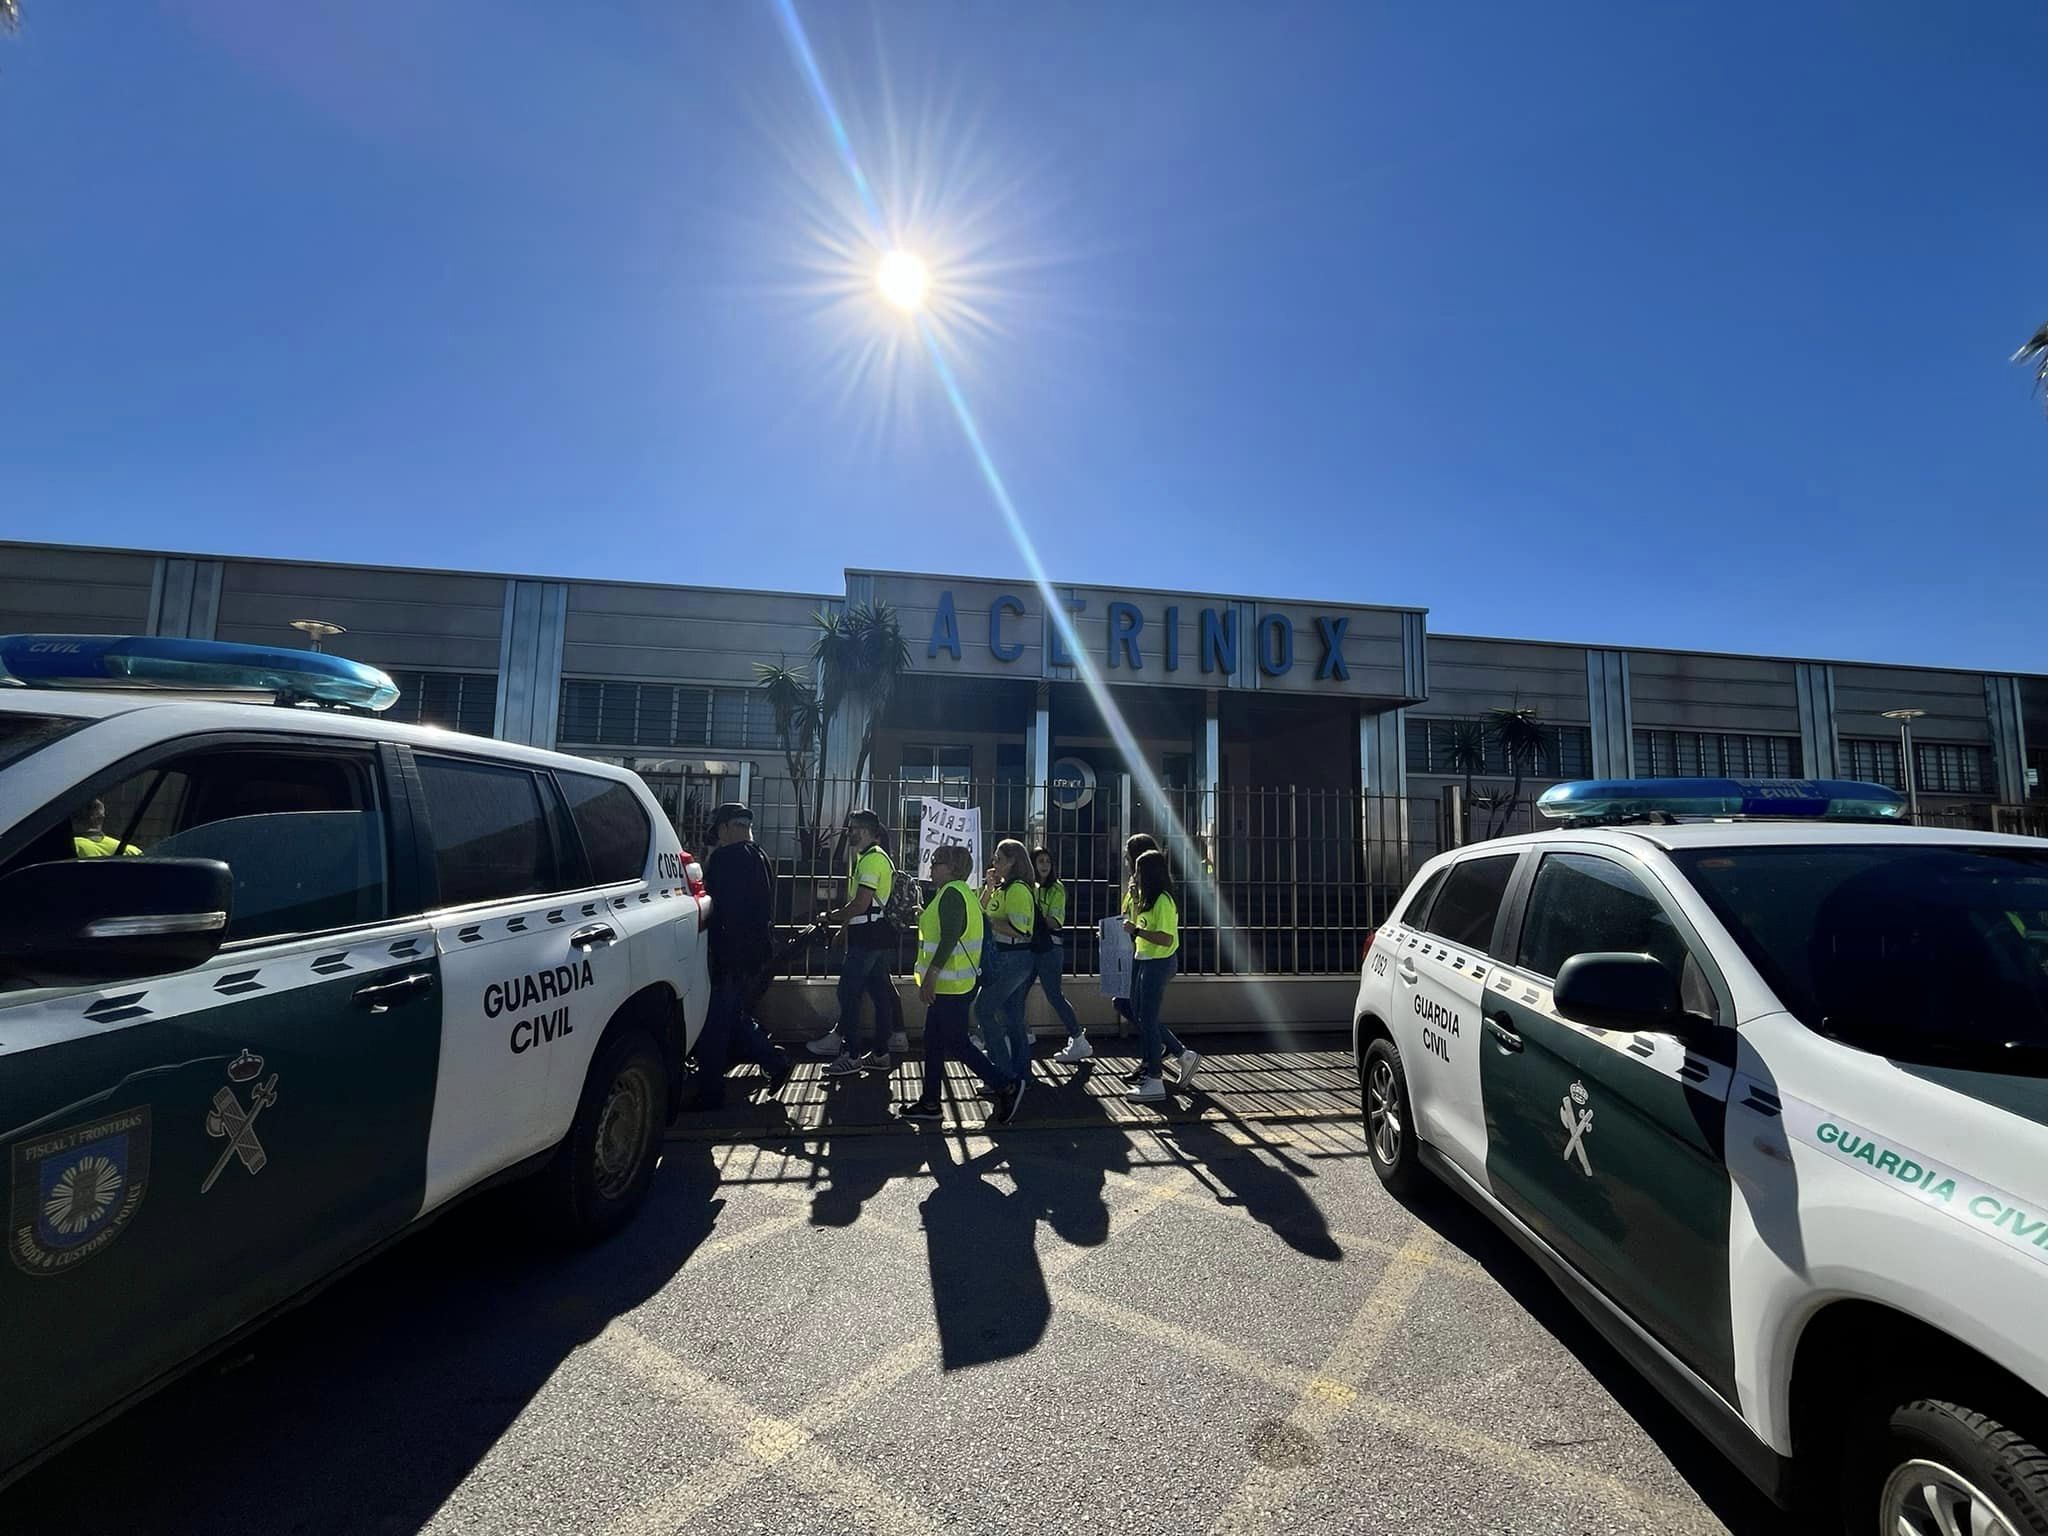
<box><xmin>678</xmin><ymin>774</ymin><xmax>1416</xmax><ymax>979</ymax></box>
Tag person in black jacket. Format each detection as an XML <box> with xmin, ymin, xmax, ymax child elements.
<box><xmin>693</xmin><ymin>802</ymin><xmax>794</xmax><ymax>1109</ymax></box>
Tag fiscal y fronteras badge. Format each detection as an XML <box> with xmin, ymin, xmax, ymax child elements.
<box><xmin>1560</xmin><ymin>1081</ymin><xmax>1594</xmax><ymax>1176</ymax></box>
<box><xmin>202</xmin><ymin>1049</ymin><xmax>280</xmax><ymax>1195</ymax></box>
<box><xmin>10</xmin><ymin>1106</ymin><xmax>152</xmax><ymax>1276</ymax></box>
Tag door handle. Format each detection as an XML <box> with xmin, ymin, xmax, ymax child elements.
<box><xmin>1485</xmin><ymin>1012</ymin><xmax>1524</xmax><ymax>1054</ymax></box>
<box><xmin>353</xmin><ymin>972</ymin><xmax>434</xmax><ymax>1014</ymax></box>
<box><xmin>570</xmin><ymin>923</ymin><xmax>618</xmax><ymax>951</ymax></box>
<box><xmin>1397</xmin><ymin>958</ymin><xmax>1419</xmax><ymax>985</ymax></box>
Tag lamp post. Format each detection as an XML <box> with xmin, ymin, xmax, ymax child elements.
<box><xmin>1881</xmin><ymin>708</ymin><xmax>1926</xmax><ymax>819</ymax></box>
<box><xmin>290</xmin><ymin>619</ymin><xmax>346</xmax><ymax>654</ymax></box>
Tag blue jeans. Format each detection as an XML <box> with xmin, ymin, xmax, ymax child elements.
<box><xmin>1027</xmin><ymin>944</ymin><xmax>1083</xmax><ymax>1040</ymax></box>
<box><xmin>836</xmin><ymin>943</ymin><xmax>896</xmax><ymax>1055</ymax></box>
<box><xmin>1133</xmin><ymin>954</ymin><xmax>1185</xmax><ymax>1078</ymax></box>
<box><xmin>919</xmin><ymin>991</ymin><xmax>1000</xmax><ymax>1104</ymax></box>
<box><xmin>975</xmin><ymin>945</ymin><xmax>1036</xmax><ymax>1086</ymax></box>
<box><xmin>696</xmin><ymin>974</ymin><xmax>787</xmax><ymax>1108</ymax></box>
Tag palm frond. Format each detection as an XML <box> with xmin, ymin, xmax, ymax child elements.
<box><xmin>0</xmin><ymin>1</ymin><xmax>19</xmax><ymax>33</ymax></box>
<box><xmin>2014</xmin><ymin>321</ymin><xmax>2048</xmax><ymax>406</ymax></box>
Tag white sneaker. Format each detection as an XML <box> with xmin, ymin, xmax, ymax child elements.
<box><xmin>807</xmin><ymin>1029</ymin><xmax>844</xmax><ymax>1057</ymax></box>
<box><xmin>886</xmin><ymin>1031</ymin><xmax>909</xmax><ymax>1055</ymax></box>
<box><xmin>1127</xmin><ymin>1076</ymin><xmax>1165</xmax><ymax>1103</ymax></box>
<box><xmin>1054</xmin><ymin>1037</ymin><xmax>1093</xmax><ymax>1064</ymax></box>
<box><xmin>822</xmin><ymin>1052</ymin><xmax>864</xmax><ymax>1078</ymax></box>
<box><xmin>1178</xmin><ymin>1049</ymin><xmax>1203</xmax><ymax>1086</ymax></box>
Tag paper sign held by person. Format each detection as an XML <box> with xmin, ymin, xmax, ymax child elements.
<box><xmin>916</xmin><ymin>797</ymin><xmax>983</xmax><ymax>881</ymax></box>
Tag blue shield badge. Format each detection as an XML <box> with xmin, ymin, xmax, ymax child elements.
<box><xmin>10</xmin><ymin>1106</ymin><xmax>152</xmax><ymax>1276</ymax></box>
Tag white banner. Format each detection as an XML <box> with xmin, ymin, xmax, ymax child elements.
<box><xmin>1099</xmin><ymin>915</ymin><xmax>1134</xmax><ymax>1001</ymax></box>
<box><xmin>916</xmin><ymin>798</ymin><xmax>982</xmax><ymax>882</ymax></box>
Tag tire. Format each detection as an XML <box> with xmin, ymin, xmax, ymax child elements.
<box><xmin>538</xmin><ymin>1024</ymin><xmax>667</xmax><ymax>1244</ymax></box>
<box><xmin>1360</xmin><ymin>1035</ymin><xmax>1424</xmax><ymax>1199</ymax></box>
<box><xmin>1847</xmin><ymin>1397</ymin><xmax>2048</xmax><ymax>1536</ymax></box>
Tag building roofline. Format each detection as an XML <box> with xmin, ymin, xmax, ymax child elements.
<box><xmin>0</xmin><ymin>539</ymin><xmax>839</xmax><ymax>607</ymax></box>
<box><xmin>1432</xmin><ymin>628</ymin><xmax>2048</xmax><ymax>684</ymax></box>
<box><xmin>843</xmin><ymin>567</ymin><xmax>1430</xmax><ymax>618</ymax></box>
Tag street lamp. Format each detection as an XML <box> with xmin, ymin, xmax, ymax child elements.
<box><xmin>290</xmin><ymin>619</ymin><xmax>346</xmax><ymax>654</ymax></box>
<box><xmin>1881</xmin><ymin>708</ymin><xmax>1926</xmax><ymax>819</ymax></box>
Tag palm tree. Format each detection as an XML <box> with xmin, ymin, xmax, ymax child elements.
<box><xmin>2016</xmin><ymin>322</ymin><xmax>2048</xmax><ymax>411</ymax></box>
<box><xmin>1</xmin><ymin>2</ymin><xmax>19</xmax><ymax>32</ymax></box>
<box><xmin>805</xmin><ymin>601</ymin><xmax>911</xmax><ymax>846</ymax></box>
<box><xmin>1443</xmin><ymin>719</ymin><xmax>1489</xmax><ymax>840</ymax></box>
<box><xmin>753</xmin><ymin>658</ymin><xmax>819</xmax><ymax>841</ymax></box>
<box><xmin>1485</xmin><ymin>705</ymin><xmax>1553</xmax><ymax>837</ymax></box>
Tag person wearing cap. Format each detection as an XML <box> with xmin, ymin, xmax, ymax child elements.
<box><xmin>693</xmin><ymin>803</ymin><xmax>793</xmax><ymax>1110</ymax></box>
<box><xmin>898</xmin><ymin>843</ymin><xmax>1017</xmax><ymax>1124</ymax></box>
<box><xmin>812</xmin><ymin>808</ymin><xmax>905</xmax><ymax>1078</ymax></box>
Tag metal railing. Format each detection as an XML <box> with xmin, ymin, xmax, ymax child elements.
<box><xmin>680</xmin><ymin>774</ymin><xmax>1417</xmax><ymax>979</ymax></box>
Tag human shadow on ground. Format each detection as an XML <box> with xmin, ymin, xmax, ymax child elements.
<box><xmin>918</xmin><ymin>1131</ymin><xmax>1052</xmax><ymax>1372</ymax></box>
<box><xmin>1399</xmin><ymin>1181</ymin><xmax>1801</xmax><ymax>1535</ymax></box>
<box><xmin>805</xmin><ymin>1062</ymin><xmax>929</xmax><ymax>1228</ymax></box>
<box><xmin>1152</xmin><ymin>1106</ymin><xmax>1344</xmax><ymax>1261</ymax></box>
<box><xmin>0</xmin><ymin>1142</ymin><xmax>732</xmax><ymax>1536</ymax></box>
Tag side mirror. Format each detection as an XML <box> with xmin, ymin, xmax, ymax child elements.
<box><xmin>0</xmin><ymin>858</ymin><xmax>233</xmax><ymax>986</ymax></box>
<box><xmin>1553</xmin><ymin>952</ymin><xmax>1682</xmax><ymax>1034</ymax></box>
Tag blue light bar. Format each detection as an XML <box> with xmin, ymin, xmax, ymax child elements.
<box><xmin>0</xmin><ymin>635</ymin><xmax>399</xmax><ymax>712</ymax></box>
<box><xmin>1537</xmin><ymin>777</ymin><xmax>1907</xmax><ymax>822</ymax></box>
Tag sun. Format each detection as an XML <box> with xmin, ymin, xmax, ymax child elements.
<box><xmin>876</xmin><ymin>249</ymin><xmax>929</xmax><ymax>312</ymax></box>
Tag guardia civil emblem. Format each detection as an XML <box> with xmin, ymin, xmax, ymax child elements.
<box><xmin>202</xmin><ymin>1049</ymin><xmax>280</xmax><ymax>1195</ymax></box>
<box><xmin>9</xmin><ymin>1106</ymin><xmax>152</xmax><ymax>1276</ymax></box>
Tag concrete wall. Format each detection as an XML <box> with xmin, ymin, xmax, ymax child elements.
<box><xmin>0</xmin><ymin>543</ymin><xmax>158</xmax><ymax>636</ymax></box>
<box><xmin>1421</xmin><ymin>636</ymin><xmax>1591</xmax><ymax>722</ymax></box>
<box><xmin>213</xmin><ymin>558</ymin><xmax>506</xmax><ymax>673</ymax></box>
<box><xmin>1834</xmin><ymin>664</ymin><xmax>1992</xmax><ymax>745</ymax></box>
<box><xmin>1627</xmin><ymin>650</ymin><xmax>1801</xmax><ymax>735</ymax></box>
<box><xmin>559</xmin><ymin>580</ymin><xmax>825</xmax><ymax>686</ymax></box>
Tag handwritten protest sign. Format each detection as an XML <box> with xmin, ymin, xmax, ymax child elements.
<box><xmin>916</xmin><ymin>797</ymin><xmax>983</xmax><ymax>881</ymax></box>
<box><xmin>1098</xmin><ymin>915</ymin><xmax>1134</xmax><ymax>1001</ymax></box>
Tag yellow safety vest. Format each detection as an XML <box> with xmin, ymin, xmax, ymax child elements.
<box><xmin>73</xmin><ymin>834</ymin><xmax>139</xmax><ymax>858</ymax></box>
<box><xmin>915</xmin><ymin>881</ymin><xmax>985</xmax><ymax>995</ymax></box>
<box><xmin>846</xmin><ymin>846</ymin><xmax>895</xmax><ymax>911</ymax></box>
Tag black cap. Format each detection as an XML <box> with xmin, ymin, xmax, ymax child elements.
<box><xmin>709</xmin><ymin>802</ymin><xmax>753</xmax><ymax>829</ymax></box>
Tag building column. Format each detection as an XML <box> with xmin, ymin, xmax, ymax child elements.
<box><xmin>1026</xmin><ymin>682</ymin><xmax>1050</xmax><ymax>844</ymax></box>
<box><xmin>1796</xmin><ymin>662</ymin><xmax>1840</xmax><ymax>779</ymax></box>
<box><xmin>1198</xmin><ymin>689</ymin><xmax>1221</xmax><ymax>865</ymax></box>
<box><xmin>1987</xmin><ymin>676</ymin><xmax>2028</xmax><ymax>804</ymax></box>
<box><xmin>147</xmin><ymin>557</ymin><xmax>223</xmax><ymax>640</ymax></box>
<box><xmin>1359</xmin><ymin>705</ymin><xmax>1411</xmax><ymax>900</ymax></box>
<box><xmin>494</xmin><ymin>578</ymin><xmax>568</xmax><ymax>747</ymax></box>
<box><xmin>1585</xmin><ymin>650</ymin><xmax>1633</xmax><ymax>778</ymax></box>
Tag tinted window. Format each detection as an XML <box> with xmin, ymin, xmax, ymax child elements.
<box><xmin>1674</xmin><ymin>845</ymin><xmax>2048</xmax><ymax>1066</ymax></box>
<box><xmin>417</xmin><ymin>755</ymin><xmax>556</xmax><ymax>908</ymax></box>
<box><xmin>1519</xmin><ymin>852</ymin><xmax>1687</xmax><ymax>980</ymax></box>
<box><xmin>3</xmin><ymin>748</ymin><xmax>388</xmax><ymax>944</ymax></box>
<box><xmin>0</xmin><ymin>711</ymin><xmax>86</xmax><ymax>769</ymax></box>
<box><xmin>1420</xmin><ymin>854</ymin><xmax>1518</xmax><ymax>952</ymax></box>
<box><xmin>1399</xmin><ymin>866</ymin><xmax>1448</xmax><ymax>927</ymax></box>
<box><xmin>559</xmin><ymin>771</ymin><xmax>650</xmax><ymax>884</ymax></box>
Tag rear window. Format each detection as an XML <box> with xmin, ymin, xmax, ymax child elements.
<box><xmin>1420</xmin><ymin>853</ymin><xmax>1519</xmax><ymax>953</ymax></box>
<box><xmin>1398</xmin><ymin>866</ymin><xmax>1449</xmax><ymax>926</ymax></box>
<box><xmin>558</xmin><ymin>770</ymin><xmax>650</xmax><ymax>884</ymax></box>
<box><xmin>0</xmin><ymin>711</ymin><xmax>86</xmax><ymax>770</ymax></box>
<box><xmin>1674</xmin><ymin>844</ymin><xmax>2048</xmax><ymax>1066</ymax></box>
<box><xmin>416</xmin><ymin>754</ymin><xmax>558</xmax><ymax>909</ymax></box>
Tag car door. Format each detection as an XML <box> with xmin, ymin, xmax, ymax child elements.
<box><xmin>408</xmin><ymin>750</ymin><xmax>634</xmax><ymax>1212</ymax></box>
<box><xmin>1395</xmin><ymin>851</ymin><xmax>1522</xmax><ymax>1183</ymax></box>
<box><xmin>1480</xmin><ymin>844</ymin><xmax>1740</xmax><ymax>1399</ymax></box>
<box><xmin>0</xmin><ymin>736</ymin><xmax>438</xmax><ymax>1473</ymax></box>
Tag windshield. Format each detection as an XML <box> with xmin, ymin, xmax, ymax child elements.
<box><xmin>0</xmin><ymin>711</ymin><xmax>86</xmax><ymax>771</ymax></box>
<box><xmin>1673</xmin><ymin>844</ymin><xmax>2048</xmax><ymax>1069</ymax></box>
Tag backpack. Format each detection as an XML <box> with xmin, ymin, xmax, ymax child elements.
<box><xmin>1029</xmin><ymin>885</ymin><xmax>1056</xmax><ymax>952</ymax></box>
<box><xmin>880</xmin><ymin>850</ymin><xmax>925</xmax><ymax>928</ymax></box>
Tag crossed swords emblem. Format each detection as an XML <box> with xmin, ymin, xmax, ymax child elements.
<box><xmin>1559</xmin><ymin>1086</ymin><xmax>1594</xmax><ymax>1176</ymax></box>
<box><xmin>202</xmin><ymin>1066</ymin><xmax>280</xmax><ymax>1195</ymax></box>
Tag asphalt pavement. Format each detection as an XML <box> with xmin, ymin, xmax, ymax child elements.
<box><xmin>4</xmin><ymin>1032</ymin><xmax>1800</xmax><ymax>1536</ymax></box>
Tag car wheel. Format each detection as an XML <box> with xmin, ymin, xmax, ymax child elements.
<box><xmin>539</xmin><ymin>1024</ymin><xmax>666</xmax><ymax>1244</ymax></box>
<box><xmin>1851</xmin><ymin>1398</ymin><xmax>2048</xmax><ymax>1536</ymax></box>
<box><xmin>1361</xmin><ymin>1035</ymin><xmax>1423</xmax><ymax>1198</ymax></box>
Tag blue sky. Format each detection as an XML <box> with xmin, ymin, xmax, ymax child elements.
<box><xmin>3</xmin><ymin>1</ymin><xmax>2043</xmax><ymax>669</ymax></box>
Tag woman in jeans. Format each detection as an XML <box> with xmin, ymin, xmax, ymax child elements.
<box><xmin>1111</xmin><ymin>833</ymin><xmax>1157</xmax><ymax>1038</ymax></box>
<box><xmin>1126</xmin><ymin>849</ymin><xmax>1201</xmax><ymax>1103</ymax></box>
<box><xmin>974</xmin><ymin>838</ymin><xmax>1040</xmax><ymax>1108</ymax></box>
<box><xmin>1029</xmin><ymin>847</ymin><xmax>1089</xmax><ymax>1063</ymax></box>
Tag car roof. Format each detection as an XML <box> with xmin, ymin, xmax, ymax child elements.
<box><xmin>0</xmin><ymin>686</ymin><xmax>636</xmax><ymax>781</ymax></box>
<box><xmin>1464</xmin><ymin>821</ymin><xmax>2047</xmax><ymax>856</ymax></box>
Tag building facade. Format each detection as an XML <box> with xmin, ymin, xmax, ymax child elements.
<box><xmin>5</xmin><ymin>539</ymin><xmax>2043</xmax><ymax>995</ymax></box>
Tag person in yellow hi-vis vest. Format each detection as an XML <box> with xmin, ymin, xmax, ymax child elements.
<box><xmin>1026</xmin><ymin>846</ymin><xmax>1088</xmax><ymax>1062</ymax></box>
<box><xmin>1126</xmin><ymin>848</ymin><xmax>1200</xmax><ymax>1104</ymax></box>
<box><xmin>73</xmin><ymin>799</ymin><xmax>141</xmax><ymax>858</ymax></box>
<box><xmin>974</xmin><ymin>839</ymin><xmax>1040</xmax><ymax>1114</ymax></box>
<box><xmin>815</xmin><ymin>809</ymin><xmax>907</xmax><ymax>1079</ymax></box>
<box><xmin>899</xmin><ymin>843</ymin><xmax>1017</xmax><ymax>1124</ymax></box>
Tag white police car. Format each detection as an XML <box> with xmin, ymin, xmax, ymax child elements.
<box><xmin>1355</xmin><ymin>778</ymin><xmax>2048</xmax><ymax>1535</ymax></box>
<box><xmin>0</xmin><ymin>636</ymin><xmax>710</xmax><ymax>1487</ymax></box>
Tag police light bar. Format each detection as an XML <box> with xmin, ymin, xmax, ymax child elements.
<box><xmin>0</xmin><ymin>635</ymin><xmax>399</xmax><ymax>712</ymax></box>
<box><xmin>1537</xmin><ymin>777</ymin><xmax>1907</xmax><ymax>823</ymax></box>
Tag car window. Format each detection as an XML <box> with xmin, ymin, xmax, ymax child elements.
<box><xmin>1673</xmin><ymin>844</ymin><xmax>2048</xmax><ymax>1066</ymax></box>
<box><xmin>558</xmin><ymin>770</ymin><xmax>650</xmax><ymax>885</ymax></box>
<box><xmin>0</xmin><ymin>711</ymin><xmax>87</xmax><ymax>770</ymax></box>
<box><xmin>1419</xmin><ymin>853</ymin><xmax>1518</xmax><ymax>952</ymax></box>
<box><xmin>1518</xmin><ymin>852</ymin><xmax>1689</xmax><ymax>982</ymax></box>
<box><xmin>2</xmin><ymin>747</ymin><xmax>388</xmax><ymax>944</ymax></box>
<box><xmin>416</xmin><ymin>754</ymin><xmax>557</xmax><ymax>909</ymax></box>
<box><xmin>1398</xmin><ymin>866</ymin><xmax>1448</xmax><ymax>928</ymax></box>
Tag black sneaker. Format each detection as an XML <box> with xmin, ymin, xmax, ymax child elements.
<box><xmin>1122</xmin><ymin>1067</ymin><xmax>1149</xmax><ymax>1085</ymax></box>
<box><xmin>758</xmin><ymin>1056</ymin><xmax>795</xmax><ymax>1100</ymax></box>
<box><xmin>898</xmin><ymin>1100</ymin><xmax>943</xmax><ymax>1123</ymax></box>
